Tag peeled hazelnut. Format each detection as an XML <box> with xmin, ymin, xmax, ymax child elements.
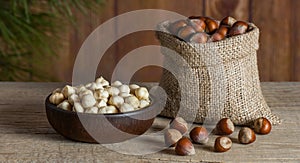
<box><xmin>177</xmin><ymin>26</ymin><xmax>196</xmax><ymax>41</ymax></box>
<box><xmin>81</xmin><ymin>94</ymin><xmax>97</xmax><ymax>108</ymax></box>
<box><xmin>175</xmin><ymin>137</ymin><xmax>195</xmax><ymax>156</ymax></box>
<box><xmin>106</xmin><ymin>87</ymin><xmax>120</xmax><ymax>96</ymax></box>
<box><xmin>189</xmin><ymin>32</ymin><xmax>208</xmax><ymax>44</ymax></box>
<box><xmin>253</xmin><ymin>117</ymin><xmax>272</xmax><ymax>135</ymax></box>
<box><xmin>215</xmin><ymin>118</ymin><xmax>234</xmax><ymax>135</ymax></box>
<box><xmin>214</xmin><ymin>136</ymin><xmax>232</xmax><ymax>152</ymax></box>
<box><xmin>139</xmin><ymin>99</ymin><xmax>150</xmax><ymax>108</ymax></box>
<box><xmin>220</xmin><ymin>16</ymin><xmax>237</xmax><ymax>27</ymax></box>
<box><xmin>111</xmin><ymin>80</ymin><xmax>122</xmax><ymax>87</ymax></box>
<box><xmin>95</xmin><ymin>99</ymin><xmax>107</xmax><ymax>108</ymax></box>
<box><xmin>228</xmin><ymin>21</ymin><xmax>249</xmax><ymax>37</ymax></box>
<box><xmin>49</xmin><ymin>92</ymin><xmax>65</xmax><ymax>105</ymax></box>
<box><xmin>118</xmin><ymin>84</ymin><xmax>130</xmax><ymax>94</ymax></box>
<box><xmin>68</xmin><ymin>94</ymin><xmax>79</xmax><ymax>105</ymax></box>
<box><xmin>98</xmin><ymin>105</ymin><xmax>119</xmax><ymax>114</ymax></box>
<box><xmin>169</xmin><ymin>19</ymin><xmax>188</xmax><ymax>35</ymax></box>
<box><xmin>188</xmin><ymin>18</ymin><xmax>206</xmax><ymax>32</ymax></box>
<box><xmin>189</xmin><ymin>126</ymin><xmax>209</xmax><ymax>144</ymax></box>
<box><xmin>76</xmin><ymin>85</ymin><xmax>87</xmax><ymax>94</ymax></box>
<box><xmin>129</xmin><ymin>84</ymin><xmax>140</xmax><ymax>94</ymax></box>
<box><xmin>135</xmin><ymin>87</ymin><xmax>149</xmax><ymax>100</ymax></box>
<box><xmin>88</xmin><ymin>82</ymin><xmax>103</xmax><ymax>91</ymax></box>
<box><xmin>119</xmin><ymin>103</ymin><xmax>134</xmax><ymax>113</ymax></box>
<box><xmin>85</xmin><ymin>107</ymin><xmax>98</xmax><ymax>114</ymax></box>
<box><xmin>108</xmin><ymin>95</ymin><xmax>124</xmax><ymax>108</ymax></box>
<box><xmin>94</xmin><ymin>89</ymin><xmax>109</xmax><ymax>101</ymax></box>
<box><xmin>119</xmin><ymin>92</ymin><xmax>131</xmax><ymax>98</ymax></box>
<box><xmin>73</xmin><ymin>102</ymin><xmax>84</xmax><ymax>113</ymax></box>
<box><xmin>164</xmin><ymin>129</ymin><xmax>182</xmax><ymax>147</ymax></box>
<box><xmin>57</xmin><ymin>100</ymin><xmax>72</xmax><ymax>111</ymax></box>
<box><xmin>205</xmin><ymin>18</ymin><xmax>219</xmax><ymax>34</ymax></box>
<box><xmin>238</xmin><ymin>127</ymin><xmax>256</xmax><ymax>144</ymax></box>
<box><xmin>79</xmin><ymin>89</ymin><xmax>93</xmax><ymax>99</ymax></box>
<box><xmin>124</xmin><ymin>96</ymin><xmax>140</xmax><ymax>108</ymax></box>
<box><xmin>95</xmin><ymin>76</ymin><xmax>109</xmax><ymax>87</ymax></box>
<box><xmin>170</xmin><ymin>117</ymin><xmax>188</xmax><ymax>134</ymax></box>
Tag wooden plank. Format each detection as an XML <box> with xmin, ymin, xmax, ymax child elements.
<box><xmin>114</xmin><ymin>0</ymin><xmax>204</xmax><ymax>82</ymax></box>
<box><xmin>63</xmin><ymin>0</ymin><xmax>116</xmax><ymax>82</ymax></box>
<box><xmin>0</xmin><ymin>82</ymin><xmax>300</xmax><ymax>162</ymax></box>
<box><xmin>252</xmin><ymin>0</ymin><xmax>292</xmax><ymax>81</ymax></box>
<box><xmin>291</xmin><ymin>1</ymin><xmax>300</xmax><ymax>81</ymax></box>
<box><xmin>205</xmin><ymin>0</ymin><xmax>250</xmax><ymax>21</ymax></box>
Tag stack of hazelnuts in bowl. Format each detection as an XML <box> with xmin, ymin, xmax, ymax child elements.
<box><xmin>168</xmin><ymin>16</ymin><xmax>251</xmax><ymax>43</ymax></box>
<box><xmin>164</xmin><ymin>117</ymin><xmax>272</xmax><ymax>156</ymax></box>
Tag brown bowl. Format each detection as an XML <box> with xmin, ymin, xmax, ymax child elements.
<box><xmin>45</xmin><ymin>94</ymin><xmax>158</xmax><ymax>144</ymax></box>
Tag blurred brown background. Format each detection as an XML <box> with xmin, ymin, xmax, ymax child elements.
<box><xmin>52</xmin><ymin>0</ymin><xmax>300</xmax><ymax>82</ymax></box>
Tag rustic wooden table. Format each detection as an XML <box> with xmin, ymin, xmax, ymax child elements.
<box><xmin>0</xmin><ymin>82</ymin><xmax>299</xmax><ymax>162</ymax></box>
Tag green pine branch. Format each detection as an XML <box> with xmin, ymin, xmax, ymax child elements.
<box><xmin>0</xmin><ymin>0</ymin><xmax>105</xmax><ymax>81</ymax></box>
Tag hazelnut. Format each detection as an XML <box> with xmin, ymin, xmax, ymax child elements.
<box><xmin>177</xmin><ymin>26</ymin><xmax>196</xmax><ymax>41</ymax></box>
<box><xmin>189</xmin><ymin>126</ymin><xmax>209</xmax><ymax>144</ymax></box>
<box><xmin>57</xmin><ymin>100</ymin><xmax>72</xmax><ymax>111</ymax></box>
<box><xmin>175</xmin><ymin>137</ymin><xmax>195</xmax><ymax>156</ymax></box>
<box><xmin>124</xmin><ymin>96</ymin><xmax>140</xmax><ymax>108</ymax></box>
<box><xmin>217</xmin><ymin>25</ymin><xmax>229</xmax><ymax>36</ymax></box>
<box><xmin>98</xmin><ymin>105</ymin><xmax>119</xmax><ymax>114</ymax></box>
<box><xmin>253</xmin><ymin>117</ymin><xmax>272</xmax><ymax>135</ymax></box>
<box><xmin>62</xmin><ymin>85</ymin><xmax>76</xmax><ymax>98</ymax></box>
<box><xmin>85</xmin><ymin>107</ymin><xmax>98</xmax><ymax>114</ymax></box>
<box><xmin>209</xmin><ymin>32</ymin><xmax>225</xmax><ymax>42</ymax></box>
<box><xmin>205</xmin><ymin>18</ymin><xmax>219</xmax><ymax>34</ymax></box>
<box><xmin>95</xmin><ymin>76</ymin><xmax>109</xmax><ymax>87</ymax></box>
<box><xmin>139</xmin><ymin>99</ymin><xmax>150</xmax><ymax>108</ymax></box>
<box><xmin>111</xmin><ymin>80</ymin><xmax>122</xmax><ymax>87</ymax></box>
<box><xmin>119</xmin><ymin>103</ymin><xmax>134</xmax><ymax>113</ymax></box>
<box><xmin>189</xmin><ymin>32</ymin><xmax>208</xmax><ymax>44</ymax></box>
<box><xmin>188</xmin><ymin>18</ymin><xmax>206</xmax><ymax>32</ymax></box>
<box><xmin>49</xmin><ymin>92</ymin><xmax>65</xmax><ymax>105</ymax></box>
<box><xmin>220</xmin><ymin>16</ymin><xmax>237</xmax><ymax>27</ymax></box>
<box><xmin>214</xmin><ymin>136</ymin><xmax>232</xmax><ymax>152</ymax></box>
<box><xmin>228</xmin><ymin>21</ymin><xmax>249</xmax><ymax>37</ymax></box>
<box><xmin>118</xmin><ymin>84</ymin><xmax>130</xmax><ymax>94</ymax></box>
<box><xmin>215</xmin><ymin>118</ymin><xmax>234</xmax><ymax>135</ymax></box>
<box><xmin>164</xmin><ymin>129</ymin><xmax>182</xmax><ymax>147</ymax></box>
<box><xmin>129</xmin><ymin>84</ymin><xmax>140</xmax><ymax>94</ymax></box>
<box><xmin>238</xmin><ymin>127</ymin><xmax>256</xmax><ymax>144</ymax></box>
<box><xmin>170</xmin><ymin>117</ymin><xmax>188</xmax><ymax>134</ymax></box>
<box><xmin>135</xmin><ymin>87</ymin><xmax>149</xmax><ymax>100</ymax></box>
<box><xmin>108</xmin><ymin>95</ymin><xmax>124</xmax><ymax>108</ymax></box>
<box><xmin>169</xmin><ymin>19</ymin><xmax>188</xmax><ymax>35</ymax></box>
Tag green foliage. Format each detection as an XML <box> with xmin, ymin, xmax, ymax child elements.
<box><xmin>0</xmin><ymin>0</ymin><xmax>104</xmax><ymax>81</ymax></box>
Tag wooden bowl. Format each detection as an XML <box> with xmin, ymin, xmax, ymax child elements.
<box><xmin>45</xmin><ymin>94</ymin><xmax>156</xmax><ymax>144</ymax></box>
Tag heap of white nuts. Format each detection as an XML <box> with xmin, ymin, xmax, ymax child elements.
<box><xmin>49</xmin><ymin>76</ymin><xmax>150</xmax><ymax>114</ymax></box>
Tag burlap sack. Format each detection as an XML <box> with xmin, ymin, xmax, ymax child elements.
<box><xmin>156</xmin><ymin>21</ymin><xmax>281</xmax><ymax>125</ymax></box>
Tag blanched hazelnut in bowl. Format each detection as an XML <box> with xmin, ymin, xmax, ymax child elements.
<box><xmin>49</xmin><ymin>76</ymin><xmax>151</xmax><ymax>114</ymax></box>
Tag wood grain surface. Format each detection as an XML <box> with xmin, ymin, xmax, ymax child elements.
<box><xmin>0</xmin><ymin>82</ymin><xmax>299</xmax><ymax>162</ymax></box>
<box><xmin>252</xmin><ymin>0</ymin><xmax>292</xmax><ymax>81</ymax></box>
<box><xmin>44</xmin><ymin>0</ymin><xmax>300</xmax><ymax>82</ymax></box>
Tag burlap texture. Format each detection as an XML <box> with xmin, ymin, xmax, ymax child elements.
<box><xmin>156</xmin><ymin>21</ymin><xmax>281</xmax><ymax>125</ymax></box>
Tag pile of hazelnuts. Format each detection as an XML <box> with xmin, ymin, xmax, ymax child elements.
<box><xmin>164</xmin><ymin>117</ymin><xmax>272</xmax><ymax>156</ymax></box>
<box><xmin>168</xmin><ymin>16</ymin><xmax>251</xmax><ymax>44</ymax></box>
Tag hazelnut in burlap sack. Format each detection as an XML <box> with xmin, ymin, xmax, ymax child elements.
<box><xmin>156</xmin><ymin>21</ymin><xmax>281</xmax><ymax>125</ymax></box>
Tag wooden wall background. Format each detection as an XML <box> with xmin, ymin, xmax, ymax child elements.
<box><xmin>52</xmin><ymin>0</ymin><xmax>300</xmax><ymax>82</ymax></box>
